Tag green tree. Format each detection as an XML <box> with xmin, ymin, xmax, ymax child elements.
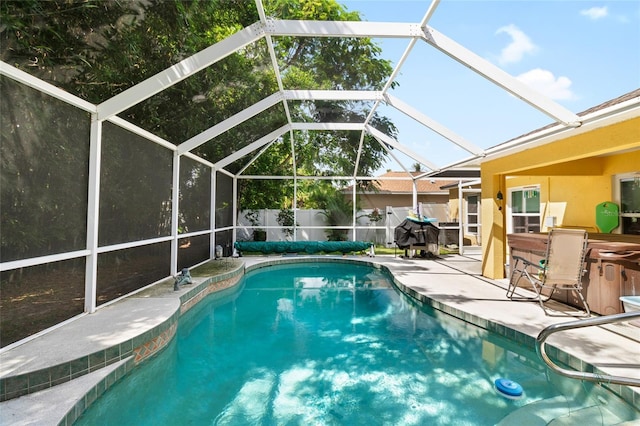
<box><xmin>1</xmin><ymin>0</ymin><xmax>399</xmax><ymax>256</ymax></box>
<box><xmin>264</xmin><ymin>0</ymin><xmax>397</xmax><ymax>178</ymax></box>
<box><xmin>306</xmin><ymin>180</ymin><xmax>363</xmax><ymax>241</ymax></box>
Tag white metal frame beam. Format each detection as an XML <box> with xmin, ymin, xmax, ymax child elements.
<box><xmin>265</xmin><ymin>19</ymin><xmax>423</xmax><ymax>38</ymax></box>
<box><xmin>178</xmin><ymin>92</ymin><xmax>284</xmax><ymax>154</ymax></box>
<box><xmin>0</xmin><ymin>62</ymin><xmax>96</xmax><ymax>113</ymax></box>
<box><xmin>255</xmin><ymin>0</ymin><xmax>298</xmax><ymax>189</ymax></box>
<box><xmin>107</xmin><ymin>116</ymin><xmax>177</xmax><ymax>152</ymax></box>
<box><xmin>84</xmin><ymin>115</ymin><xmax>102</xmax><ymax>314</ymax></box>
<box><xmin>377</xmin><ymin>138</ymin><xmax>414</xmax><ymax>175</ymax></box>
<box><xmin>170</xmin><ymin>152</ymin><xmax>181</xmax><ymax>277</ymax></box>
<box><xmin>237</xmin><ymin>139</ymin><xmax>280</xmax><ymax>176</ymax></box>
<box><xmin>97</xmin><ymin>22</ymin><xmax>267</xmax><ymax>120</ymax></box>
<box><xmin>291</xmin><ymin>122</ymin><xmax>364</xmax><ymax>131</ymax></box>
<box><xmin>366</xmin><ymin>125</ymin><xmax>440</xmax><ymax>171</ymax></box>
<box><xmin>420</xmin><ymin>25</ymin><xmax>581</xmax><ymax>126</ymax></box>
<box><xmin>365</xmin><ymin>0</ymin><xmax>439</xmax><ymax>125</ymax></box>
<box><xmin>214</xmin><ymin>125</ymin><xmax>290</xmax><ymax>168</ymax></box>
<box><xmin>283</xmin><ymin>90</ymin><xmax>383</xmax><ymax>102</ymax></box>
<box><xmin>384</xmin><ymin>94</ymin><xmax>484</xmax><ymax>156</ymax></box>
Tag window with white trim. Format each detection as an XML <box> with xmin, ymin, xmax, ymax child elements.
<box><xmin>510</xmin><ymin>187</ymin><xmax>540</xmax><ymax>233</ymax></box>
<box><xmin>466</xmin><ymin>194</ymin><xmax>479</xmax><ymax>234</ymax></box>
<box><xmin>616</xmin><ymin>173</ymin><xmax>640</xmax><ymax>235</ymax></box>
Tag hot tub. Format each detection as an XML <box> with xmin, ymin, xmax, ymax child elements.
<box><xmin>507</xmin><ymin>232</ymin><xmax>640</xmax><ymax>315</ymax></box>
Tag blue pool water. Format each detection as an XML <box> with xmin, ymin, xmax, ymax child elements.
<box><xmin>76</xmin><ymin>261</ymin><xmax>625</xmax><ymax>425</ymax></box>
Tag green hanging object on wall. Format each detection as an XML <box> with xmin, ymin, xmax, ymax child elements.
<box><xmin>595</xmin><ymin>201</ymin><xmax>620</xmax><ymax>233</ymax></box>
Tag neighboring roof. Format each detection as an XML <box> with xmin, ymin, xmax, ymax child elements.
<box><xmin>577</xmin><ymin>88</ymin><xmax>640</xmax><ymax>117</ymax></box>
<box><xmin>427</xmin><ymin>169</ymin><xmax>481</xmax><ymax>179</ymax></box>
<box><xmin>440</xmin><ymin>180</ymin><xmax>480</xmax><ymax>190</ymax></box>
<box><xmin>365</xmin><ymin>171</ymin><xmax>459</xmax><ymax>194</ymax></box>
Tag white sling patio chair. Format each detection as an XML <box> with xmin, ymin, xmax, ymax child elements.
<box><xmin>506</xmin><ymin>228</ymin><xmax>590</xmax><ymax>316</ymax></box>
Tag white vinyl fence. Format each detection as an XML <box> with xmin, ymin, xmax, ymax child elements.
<box><xmin>238</xmin><ymin>203</ymin><xmax>452</xmax><ymax>246</ymax></box>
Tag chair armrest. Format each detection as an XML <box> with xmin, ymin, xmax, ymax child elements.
<box><xmin>511</xmin><ymin>255</ymin><xmax>546</xmax><ymax>282</ymax></box>
<box><xmin>512</xmin><ymin>255</ymin><xmax>542</xmax><ymax>269</ymax></box>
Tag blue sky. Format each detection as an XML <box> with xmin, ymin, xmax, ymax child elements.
<box><xmin>340</xmin><ymin>0</ymin><xmax>640</xmax><ymax>173</ymax></box>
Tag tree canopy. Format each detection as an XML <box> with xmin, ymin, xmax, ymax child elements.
<box><xmin>1</xmin><ymin>0</ymin><xmax>396</xmax><ymax>257</ymax></box>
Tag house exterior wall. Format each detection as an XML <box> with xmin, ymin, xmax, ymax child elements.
<box><xmin>502</xmin><ymin>149</ymin><xmax>640</xmax><ymax>232</ymax></box>
<box><xmin>357</xmin><ymin>193</ymin><xmax>450</xmax><ymax>212</ymax></box>
<box><xmin>445</xmin><ymin>184</ymin><xmax>483</xmax><ymax>246</ymax></box>
<box><xmin>505</xmin><ymin>174</ymin><xmax>603</xmax><ymax>232</ymax></box>
<box><xmin>358</xmin><ymin>193</ymin><xmax>413</xmax><ymax>209</ymax></box>
<box><xmin>481</xmin><ymin>115</ymin><xmax>640</xmax><ymax>279</ymax></box>
<box><xmin>448</xmin><ymin>188</ymin><xmax>460</xmax><ymax>222</ymax></box>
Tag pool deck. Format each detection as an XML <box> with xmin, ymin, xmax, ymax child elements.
<box><xmin>1</xmin><ymin>252</ymin><xmax>639</xmax><ymax>425</ymax></box>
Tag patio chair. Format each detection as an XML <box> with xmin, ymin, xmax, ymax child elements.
<box><xmin>506</xmin><ymin>228</ymin><xmax>590</xmax><ymax>316</ymax></box>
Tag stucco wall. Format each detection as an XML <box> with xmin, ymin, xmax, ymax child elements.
<box><xmin>504</xmin><ymin>150</ymin><xmax>640</xmax><ymax>232</ymax></box>
<box><xmin>448</xmin><ymin>188</ymin><xmax>460</xmax><ymax>221</ymax></box>
<box><xmin>480</xmin><ymin>115</ymin><xmax>640</xmax><ymax>279</ymax></box>
<box><xmin>358</xmin><ymin>193</ymin><xmax>450</xmax><ymax>211</ymax></box>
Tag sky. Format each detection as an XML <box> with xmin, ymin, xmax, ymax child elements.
<box><xmin>339</xmin><ymin>0</ymin><xmax>640</xmax><ymax>174</ymax></box>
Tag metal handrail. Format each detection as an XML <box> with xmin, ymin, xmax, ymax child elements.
<box><xmin>536</xmin><ymin>311</ymin><xmax>640</xmax><ymax>387</ymax></box>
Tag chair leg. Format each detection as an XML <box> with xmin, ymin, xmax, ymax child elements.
<box><xmin>534</xmin><ymin>284</ymin><xmax>554</xmax><ymax>303</ymax></box>
<box><xmin>507</xmin><ymin>257</ymin><xmax>540</xmax><ymax>301</ymax></box>
<box><xmin>506</xmin><ymin>266</ymin><xmax>521</xmax><ymax>298</ymax></box>
<box><xmin>506</xmin><ymin>257</ymin><xmax>523</xmax><ymax>298</ymax></box>
<box><xmin>533</xmin><ymin>284</ymin><xmax>556</xmax><ymax>316</ymax></box>
<box><xmin>573</xmin><ymin>288</ymin><xmax>591</xmax><ymax>317</ymax></box>
<box><xmin>533</xmin><ymin>285</ymin><xmax>591</xmax><ymax>317</ymax></box>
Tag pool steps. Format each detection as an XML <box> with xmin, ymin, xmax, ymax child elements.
<box><xmin>497</xmin><ymin>395</ymin><xmax>623</xmax><ymax>425</ymax></box>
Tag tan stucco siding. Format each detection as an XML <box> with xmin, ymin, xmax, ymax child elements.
<box><xmin>358</xmin><ymin>193</ymin><xmax>449</xmax><ymax>210</ymax></box>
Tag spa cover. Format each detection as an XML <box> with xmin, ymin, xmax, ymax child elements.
<box><xmin>394</xmin><ymin>218</ymin><xmax>440</xmax><ymax>249</ymax></box>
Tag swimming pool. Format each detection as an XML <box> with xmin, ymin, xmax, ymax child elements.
<box><xmin>75</xmin><ymin>261</ymin><xmax>635</xmax><ymax>425</ymax></box>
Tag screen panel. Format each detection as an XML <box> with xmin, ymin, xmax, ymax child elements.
<box><xmin>0</xmin><ymin>259</ymin><xmax>85</xmax><ymax>348</ymax></box>
<box><xmin>177</xmin><ymin>234</ymin><xmax>211</xmax><ymax>271</ymax></box>
<box><xmin>214</xmin><ymin>229</ymin><xmax>234</xmax><ymax>257</ymax></box>
<box><xmin>99</xmin><ymin>122</ymin><xmax>173</xmax><ymax>246</ymax></box>
<box><xmin>215</xmin><ymin>172</ymin><xmax>234</xmax><ymax>229</ymax></box>
<box><xmin>179</xmin><ymin>157</ymin><xmax>211</xmax><ymax>233</ymax></box>
<box><xmin>0</xmin><ymin>76</ymin><xmax>90</xmax><ymax>261</ymax></box>
<box><xmin>96</xmin><ymin>242</ymin><xmax>171</xmax><ymax>306</ymax></box>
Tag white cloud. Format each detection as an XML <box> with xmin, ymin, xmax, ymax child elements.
<box><xmin>580</xmin><ymin>6</ymin><xmax>608</xmax><ymax>20</ymax></box>
<box><xmin>516</xmin><ymin>68</ymin><xmax>576</xmax><ymax>100</ymax></box>
<box><xmin>495</xmin><ymin>24</ymin><xmax>538</xmax><ymax>65</ymax></box>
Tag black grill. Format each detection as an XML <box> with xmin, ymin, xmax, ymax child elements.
<box><xmin>394</xmin><ymin>219</ymin><xmax>440</xmax><ymax>254</ymax></box>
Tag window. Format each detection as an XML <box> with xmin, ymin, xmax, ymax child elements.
<box><xmin>466</xmin><ymin>194</ymin><xmax>479</xmax><ymax>234</ymax></box>
<box><xmin>510</xmin><ymin>187</ymin><xmax>540</xmax><ymax>233</ymax></box>
<box><xmin>617</xmin><ymin>174</ymin><xmax>640</xmax><ymax>235</ymax></box>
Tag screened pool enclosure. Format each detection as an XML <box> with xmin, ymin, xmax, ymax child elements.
<box><xmin>1</xmin><ymin>0</ymin><xmax>586</xmax><ymax>348</ymax></box>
